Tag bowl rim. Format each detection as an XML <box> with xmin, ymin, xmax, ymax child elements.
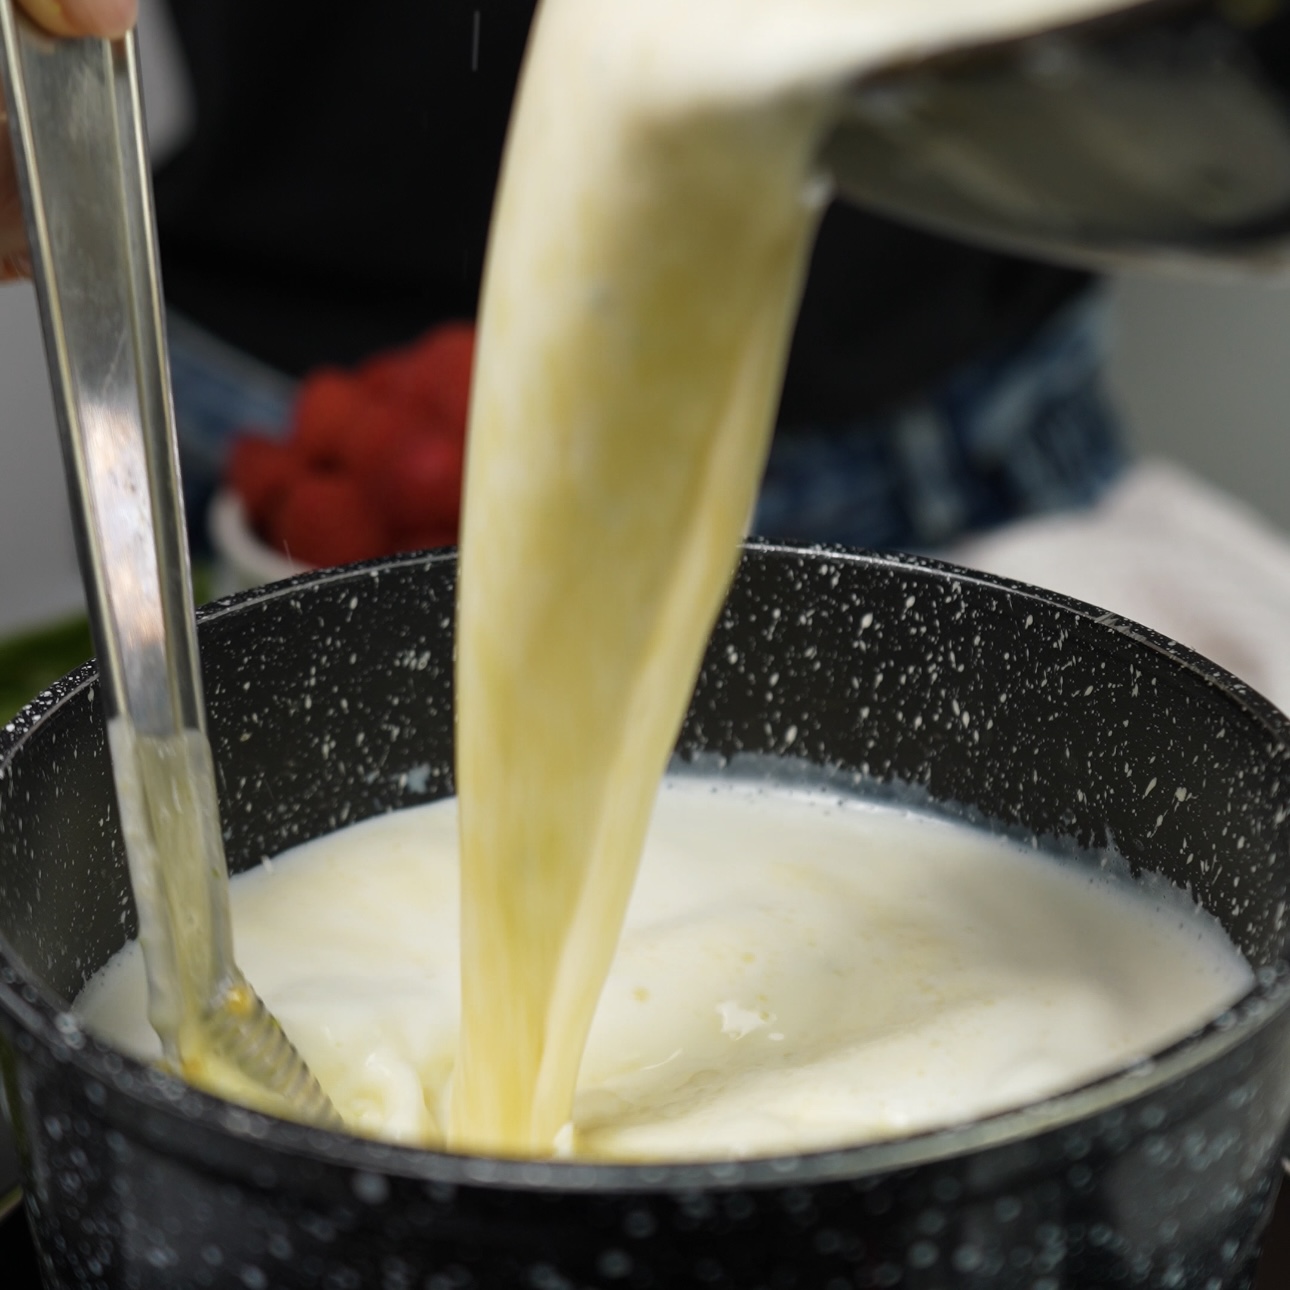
<box><xmin>207</xmin><ymin>487</ymin><xmax>311</xmax><ymax>585</ymax></box>
<box><xmin>1</xmin><ymin>540</ymin><xmax>1289</xmax><ymax>1192</ymax></box>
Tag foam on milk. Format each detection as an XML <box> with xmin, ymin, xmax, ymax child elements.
<box><xmin>453</xmin><ymin>0</ymin><xmax>1130</xmax><ymax>1154</ymax></box>
<box><xmin>77</xmin><ymin>778</ymin><xmax>1253</xmax><ymax>1161</ymax></box>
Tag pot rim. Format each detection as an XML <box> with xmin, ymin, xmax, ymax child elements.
<box><xmin>1</xmin><ymin>541</ymin><xmax>1288</xmax><ymax>1193</ymax></box>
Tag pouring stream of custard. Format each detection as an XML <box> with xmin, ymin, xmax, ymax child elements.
<box><xmin>451</xmin><ymin>0</ymin><xmax>1127</xmax><ymax>1156</ymax></box>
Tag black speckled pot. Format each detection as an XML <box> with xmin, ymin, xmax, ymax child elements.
<box><xmin>1</xmin><ymin>543</ymin><xmax>1289</xmax><ymax>1290</ymax></box>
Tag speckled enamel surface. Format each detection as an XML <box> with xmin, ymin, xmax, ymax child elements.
<box><xmin>1</xmin><ymin>544</ymin><xmax>1289</xmax><ymax>1289</ymax></box>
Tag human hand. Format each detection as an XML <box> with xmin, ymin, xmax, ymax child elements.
<box><xmin>0</xmin><ymin>0</ymin><xmax>138</xmax><ymax>277</ymax></box>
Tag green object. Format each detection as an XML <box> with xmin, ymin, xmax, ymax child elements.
<box><xmin>0</xmin><ymin>565</ymin><xmax>215</xmax><ymax>724</ymax></box>
<box><xmin>0</xmin><ymin>614</ymin><xmax>93</xmax><ymax>723</ymax></box>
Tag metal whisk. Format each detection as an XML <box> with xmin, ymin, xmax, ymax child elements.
<box><xmin>0</xmin><ymin>7</ymin><xmax>340</xmax><ymax>1129</ymax></box>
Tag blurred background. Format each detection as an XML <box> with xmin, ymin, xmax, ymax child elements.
<box><xmin>3</xmin><ymin>3</ymin><xmax>1290</xmax><ymax>642</ymax></box>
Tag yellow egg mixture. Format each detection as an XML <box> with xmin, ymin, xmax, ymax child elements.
<box><xmin>452</xmin><ymin>0</ymin><xmax>1140</xmax><ymax>1155</ymax></box>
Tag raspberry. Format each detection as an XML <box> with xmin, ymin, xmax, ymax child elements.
<box><xmin>353</xmin><ymin>325</ymin><xmax>475</xmax><ymax>440</ymax></box>
<box><xmin>372</xmin><ymin>433</ymin><xmax>464</xmax><ymax>534</ymax></box>
<box><xmin>292</xmin><ymin>369</ymin><xmax>366</xmax><ymax>467</ymax></box>
<box><xmin>412</xmin><ymin>322</ymin><xmax>475</xmax><ymax>433</ymax></box>
<box><xmin>357</xmin><ymin>351</ymin><xmax>413</xmax><ymax>402</ymax></box>
<box><xmin>225</xmin><ymin>432</ymin><xmax>296</xmax><ymax>531</ymax></box>
<box><xmin>336</xmin><ymin>399</ymin><xmax>415</xmax><ymax>480</ymax></box>
<box><xmin>271</xmin><ymin>473</ymin><xmax>389</xmax><ymax>569</ymax></box>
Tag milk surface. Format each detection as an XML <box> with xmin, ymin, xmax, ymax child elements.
<box><xmin>78</xmin><ymin>778</ymin><xmax>1252</xmax><ymax>1161</ymax></box>
<box><xmin>454</xmin><ymin>0</ymin><xmax>1131</xmax><ymax>1154</ymax></box>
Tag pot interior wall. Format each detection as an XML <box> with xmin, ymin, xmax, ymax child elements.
<box><xmin>1</xmin><ymin>546</ymin><xmax>1288</xmax><ymax>1014</ymax></box>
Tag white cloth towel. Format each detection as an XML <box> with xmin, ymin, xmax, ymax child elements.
<box><xmin>943</xmin><ymin>460</ymin><xmax>1290</xmax><ymax>712</ymax></box>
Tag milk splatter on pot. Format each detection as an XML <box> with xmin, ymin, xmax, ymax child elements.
<box><xmin>1</xmin><ymin>544</ymin><xmax>1288</xmax><ymax>1289</ymax></box>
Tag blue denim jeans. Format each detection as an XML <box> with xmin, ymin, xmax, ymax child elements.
<box><xmin>754</xmin><ymin>292</ymin><xmax>1128</xmax><ymax>551</ymax></box>
<box><xmin>167</xmin><ymin>313</ymin><xmax>296</xmax><ymax>555</ymax></box>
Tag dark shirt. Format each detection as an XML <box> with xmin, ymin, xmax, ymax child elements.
<box><xmin>155</xmin><ymin>0</ymin><xmax>1090</xmax><ymax>424</ymax></box>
